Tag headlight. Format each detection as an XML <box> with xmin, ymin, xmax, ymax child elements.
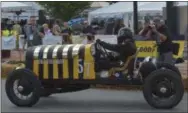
<box><xmin>90</xmin><ymin>44</ymin><xmax>96</xmax><ymax>55</ymax></box>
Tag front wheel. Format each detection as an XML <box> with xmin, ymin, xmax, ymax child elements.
<box><xmin>143</xmin><ymin>69</ymin><xmax>184</xmax><ymax>109</ymax></box>
<box><xmin>5</xmin><ymin>69</ymin><xmax>41</xmax><ymax>107</ymax></box>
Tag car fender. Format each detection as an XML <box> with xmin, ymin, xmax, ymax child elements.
<box><xmin>139</xmin><ymin>57</ymin><xmax>181</xmax><ymax>80</ymax></box>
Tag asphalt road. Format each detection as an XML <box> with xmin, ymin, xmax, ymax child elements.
<box><xmin>1</xmin><ymin>80</ymin><xmax>187</xmax><ymax>112</ymax></box>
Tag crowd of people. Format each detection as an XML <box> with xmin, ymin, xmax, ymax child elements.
<box><xmin>1</xmin><ymin>16</ymin><xmax>97</xmax><ymax>47</ymax></box>
<box><xmin>1</xmin><ymin>15</ymin><xmax>183</xmax><ymax>66</ymax></box>
<box><xmin>90</xmin><ymin>18</ymin><xmax>125</xmax><ymax>35</ymax></box>
<box><xmin>1</xmin><ymin>16</ymin><xmax>166</xmax><ymax>48</ymax></box>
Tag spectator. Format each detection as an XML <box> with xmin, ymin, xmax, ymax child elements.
<box><xmin>81</xmin><ymin>21</ymin><xmax>95</xmax><ymax>44</ymax></box>
<box><xmin>114</xmin><ymin>19</ymin><xmax>125</xmax><ymax>35</ymax></box>
<box><xmin>24</xmin><ymin>16</ymin><xmax>40</xmax><ymax>47</ymax></box>
<box><xmin>62</xmin><ymin>22</ymin><xmax>73</xmax><ymax>35</ymax></box>
<box><xmin>139</xmin><ymin>17</ymin><xmax>173</xmax><ymax>65</ymax></box>
<box><xmin>61</xmin><ymin>22</ymin><xmax>73</xmax><ymax>44</ymax></box>
<box><xmin>86</xmin><ymin>34</ymin><xmax>95</xmax><ymax>44</ymax></box>
<box><xmin>48</xmin><ymin>19</ymin><xmax>54</xmax><ymax>30</ymax></box>
<box><xmin>82</xmin><ymin>21</ymin><xmax>95</xmax><ymax>35</ymax></box>
<box><xmin>13</xmin><ymin>21</ymin><xmax>22</xmax><ymax>35</ymax></box>
<box><xmin>2</xmin><ymin>26</ymin><xmax>14</xmax><ymax>37</ymax></box>
<box><xmin>1</xmin><ymin>24</ymin><xmax>13</xmax><ymax>58</ymax></box>
<box><xmin>104</xmin><ymin>18</ymin><xmax>115</xmax><ymax>35</ymax></box>
<box><xmin>1</xmin><ymin>22</ymin><xmax>5</xmax><ymax>30</ymax></box>
<box><xmin>138</xmin><ymin>21</ymin><xmax>151</xmax><ymax>40</ymax></box>
<box><xmin>52</xmin><ymin>19</ymin><xmax>61</xmax><ymax>35</ymax></box>
<box><xmin>137</xmin><ymin>20</ymin><xmax>144</xmax><ymax>33</ymax></box>
<box><xmin>6</xmin><ymin>19</ymin><xmax>13</xmax><ymax>30</ymax></box>
<box><xmin>39</xmin><ymin>23</ymin><xmax>52</xmax><ymax>37</ymax></box>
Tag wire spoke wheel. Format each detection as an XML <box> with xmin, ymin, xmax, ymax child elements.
<box><xmin>5</xmin><ymin>69</ymin><xmax>41</xmax><ymax>107</ymax></box>
<box><xmin>143</xmin><ymin>69</ymin><xmax>184</xmax><ymax>109</ymax></box>
<box><xmin>13</xmin><ymin>79</ymin><xmax>34</xmax><ymax>100</ymax></box>
<box><xmin>152</xmin><ymin>77</ymin><xmax>175</xmax><ymax>98</ymax></box>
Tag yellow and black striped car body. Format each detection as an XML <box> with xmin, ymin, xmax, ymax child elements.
<box><xmin>6</xmin><ymin>43</ymin><xmax>185</xmax><ymax>108</ymax></box>
<box><xmin>25</xmin><ymin>44</ymin><xmax>96</xmax><ymax>81</ymax></box>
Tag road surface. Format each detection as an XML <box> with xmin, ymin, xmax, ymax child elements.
<box><xmin>1</xmin><ymin>80</ymin><xmax>187</xmax><ymax>112</ymax></box>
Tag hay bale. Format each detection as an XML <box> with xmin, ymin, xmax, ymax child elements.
<box><xmin>183</xmin><ymin>78</ymin><xmax>188</xmax><ymax>90</ymax></box>
<box><xmin>1</xmin><ymin>64</ymin><xmax>17</xmax><ymax>78</ymax></box>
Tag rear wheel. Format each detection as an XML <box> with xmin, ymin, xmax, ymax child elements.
<box><xmin>143</xmin><ymin>69</ymin><xmax>184</xmax><ymax>109</ymax></box>
<box><xmin>5</xmin><ymin>69</ymin><xmax>41</xmax><ymax>107</ymax></box>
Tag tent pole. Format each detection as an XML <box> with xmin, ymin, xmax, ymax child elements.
<box><xmin>133</xmin><ymin>1</ymin><xmax>138</xmax><ymax>34</ymax></box>
<box><xmin>166</xmin><ymin>1</ymin><xmax>178</xmax><ymax>36</ymax></box>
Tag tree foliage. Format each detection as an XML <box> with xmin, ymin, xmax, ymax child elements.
<box><xmin>38</xmin><ymin>2</ymin><xmax>91</xmax><ymax>21</ymax></box>
<box><xmin>107</xmin><ymin>1</ymin><xmax>118</xmax><ymax>5</ymax></box>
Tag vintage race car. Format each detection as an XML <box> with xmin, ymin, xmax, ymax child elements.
<box><xmin>5</xmin><ymin>42</ymin><xmax>184</xmax><ymax>109</ymax></box>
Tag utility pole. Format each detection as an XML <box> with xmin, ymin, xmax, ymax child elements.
<box><xmin>166</xmin><ymin>1</ymin><xmax>178</xmax><ymax>36</ymax></box>
<box><xmin>133</xmin><ymin>1</ymin><xmax>138</xmax><ymax>34</ymax></box>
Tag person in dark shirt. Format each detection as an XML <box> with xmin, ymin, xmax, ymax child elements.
<box><xmin>138</xmin><ymin>21</ymin><xmax>151</xmax><ymax>39</ymax></box>
<box><xmin>62</xmin><ymin>22</ymin><xmax>73</xmax><ymax>35</ymax></box>
<box><xmin>154</xmin><ymin>20</ymin><xmax>173</xmax><ymax>65</ymax></box>
<box><xmin>61</xmin><ymin>22</ymin><xmax>73</xmax><ymax>44</ymax></box>
<box><xmin>82</xmin><ymin>21</ymin><xmax>95</xmax><ymax>34</ymax></box>
<box><xmin>139</xmin><ymin>18</ymin><xmax>173</xmax><ymax>65</ymax></box>
<box><xmin>82</xmin><ymin>21</ymin><xmax>95</xmax><ymax>43</ymax></box>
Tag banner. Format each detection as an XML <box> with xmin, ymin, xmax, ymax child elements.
<box><xmin>42</xmin><ymin>36</ymin><xmax>62</xmax><ymax>45</ymax></box>
<box><xmin>136</xmin><ymin>41</ymin><xmax>185</xmax><ymax>59</ymax></box>
<box><xmin>2</xmin><ymin>36</ymin><xmax>16</xmax><ymax>50</ymax></box>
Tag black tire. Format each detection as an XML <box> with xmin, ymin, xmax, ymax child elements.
<box><xmin>5</xmin><ymin>68</ymin><xmax>41</xmax><ymax>107</ymax></box>
<box><xmin>143</xmin><ymin>69</ymin><xmax>184</xmax><ymax>109</ymax></box>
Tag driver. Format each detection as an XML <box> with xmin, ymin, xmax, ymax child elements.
<box><xmin>96</xmin><ymin>28</ymin><xmax>137</xmax><ymax>76</ymax></box>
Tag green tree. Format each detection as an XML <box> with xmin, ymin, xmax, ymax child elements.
<box><xmin>107</xmin><ymin>1</ymin><xmax>118</xmax><ymax>5</ymax></box>
<box><xmin>38</xmin><ymin>2</ymin><xmax>91</xmax><ymax>21</ymax></box>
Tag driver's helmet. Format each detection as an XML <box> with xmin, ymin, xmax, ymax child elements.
<box><xmin>117</xmin><ymin>27</ymin><xmax>133</xmax><ymax>44</ymax></box>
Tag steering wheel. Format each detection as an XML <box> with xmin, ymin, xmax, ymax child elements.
<box><xmin>95</xmin><ymin>41</ymin><xmax>110</xmax><ymax>58</ymax></box>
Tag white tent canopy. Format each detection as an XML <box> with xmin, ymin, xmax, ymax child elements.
<box><xmin>90</xmin><ymin>2</ymin><xmax>109</xmax><ymax>8</ymax></box>
<box><xmin>88</xmin><ymin>2</ymin><xmax>168</xmax><ymax>31</ymax></box>
<box><xmin>89</xmin><ymin>1</ymin><xmax>188</xmax><ymax>17</ymax></box>
<box><xmin>22</xmin><ymin>2</ymin><xmax>44</xmax><ymax>10</ymax></box>
<box><xmin>138</xmin><ymin>2</ymin><xmax>187</xmax><ymax>11</ymax></box>
<box><xmin>89</xmin><ymin>2</ymin><xmax>150</xmax><ymax>16</ymax></box>
<box><xmin>1</xmin><ymin>2</ymin><xmax>33</xmax><ymax>11</ymax></box>
<box><xmin>138</xmin><ymin>2</ymin><xmax>166</xmax><ymax>11</ymax></box>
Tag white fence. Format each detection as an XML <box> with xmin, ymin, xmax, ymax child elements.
<box><xmin>2</xmin><ymin>35</ymin><xmax>117</xmax><ymax>50</ymax></box>
<box><xmin>2</xmin><ymin>36</ymin><xmax>16</xmax><ymax>50</ymax></box>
